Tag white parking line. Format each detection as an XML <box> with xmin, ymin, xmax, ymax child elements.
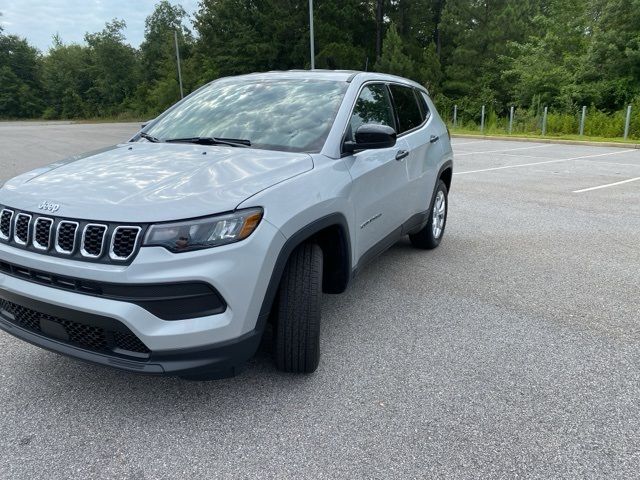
<box><xmin>573</xmin><ymin>177</ymin><xmax>640</xmax><ymax>193</ymax></box>
<box><xmin>499</xmin><ymin>153</ymin><xmax>557</xmax><ymax>160</ymax></box>
<box><xmin>454</xmin><ymin>149</ymin><xmax>636</xmax><ymax>175</ymax></box>
<box><xmin>582</xmin><ymin>160</ymin><xmax>640</xmax><ymax>168</ymax></box>
<box><xmin>455</xmin><ymin>144</ymin><xmax>551</xmax><ymax>156</ymax></box>
<box><xmin>453</xmin><ymin>140</ymin><xmax>490</xmax><ymax>147</ymax></box>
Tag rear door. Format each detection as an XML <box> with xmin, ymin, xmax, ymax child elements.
<box><xmin>343</xmin><ymin>83</ymin><xmax>411</xmax><ymax>264</ymax></box>
<box><xmin>388</xmin><ymin>84</ymin><xmax>442</xmax><ymax>221</ymax></box>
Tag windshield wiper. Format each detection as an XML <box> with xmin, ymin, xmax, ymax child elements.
<box><xmin>164</xmin><ymin>137</ymin><xmax>251</xmax><ymax>148</ymax></box>
<box><xmin>139</xmin><ymin>132</ymin><xmax>161</xmax><ymax>143</ymax></box>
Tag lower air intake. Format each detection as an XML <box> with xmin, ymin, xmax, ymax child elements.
<box><xmin>0</xmin><ymin>299</ymin><xmax>150</xmax><ymax>357</ymax></box>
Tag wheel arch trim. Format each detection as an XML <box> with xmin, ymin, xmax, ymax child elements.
<box><xmin>438</xmin><ymin>160</ymin><xmax>454</xmax><ymax>192</ymax></box>
<box><xmin>256</xmin><ymin>213</ymin><xmax>352</xmax><ymax>325</ymax></box>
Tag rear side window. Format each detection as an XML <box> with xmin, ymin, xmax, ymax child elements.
<box><xmin>348</xmin><ymin>83</ymin><xmax>395</xmax><ymax>139</ymax></box>
<box><xmin>389</xmin><ymin>84</ymin><xmax>423</xmax><ymax>134</ymax></box>
<box><xmin>417</xmin><ymin>90</ymin><xmax>431</xmax><ymax>120</ymax></box>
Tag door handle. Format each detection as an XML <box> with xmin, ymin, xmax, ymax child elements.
<box><xmin>395</xmin><ymin>150</ymin><xmax>409</xmax><ymax>161</ymax></box>
<box><xmin>430</xmin><ymin>135</ymin><xmax>440</xmax><ymax>144</ymax></box>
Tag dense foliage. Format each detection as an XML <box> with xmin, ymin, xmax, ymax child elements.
<box><xmin>0</xmin><ymin>0</ymin><xmax>639</xmax><ymax>138</ymax></box>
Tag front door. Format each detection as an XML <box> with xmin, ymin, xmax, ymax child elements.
<box><xmin>342</xmin><ymin>83</ymin><xmax>411</xmax><ymax>265</ymax></box>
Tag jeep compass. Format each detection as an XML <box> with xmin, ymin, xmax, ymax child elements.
<box><xmin>0</xmin><ymin>70</ymin><xmax>453</xmax><ymax>378</ymax></box>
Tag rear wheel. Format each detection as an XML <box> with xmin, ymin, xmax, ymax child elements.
<box><xmin>409</xmin><ymin>179</ymin><xmax>448</xmax><ymax>249</ymax></box>
<box><xmin>273</xmin><ymin>242</ymin><xmax>323</xmax><ymax>373</ymax></box>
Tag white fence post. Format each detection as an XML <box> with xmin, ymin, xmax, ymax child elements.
<box><xmin>579</xmin><ymin>105</ymin><xmax>586</xmax><ymax>136</ymax></box>
<box><xmin>480</xmin><ymin>105</ymin><xmax>485</xmax><ymax>134</ymax></box>
<box><xmin>542</xmin><ymin>106</ymin><xmax>548</xmax><ymax>136</ymax></box>
<box><xmin>509</xmin><ymin>106</ymin><xmax>514</xmax><ymax>134</ymax></box>
<box><xmin>624</xmin><ymin>105</ymin><xmax>632</xmax><ymax>140</ymax></box>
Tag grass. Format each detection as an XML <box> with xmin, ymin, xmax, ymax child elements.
<box><xmin>449</xmin><ymin>127</ymin><xmax>639</xmax><ymax>145</ymax></box>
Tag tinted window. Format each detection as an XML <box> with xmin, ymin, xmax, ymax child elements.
<box><xmin>348</xmin><ymin>84</ymin><xmax>395</xmax><ymax>140</ymax></box>
<box><xmin>389</xmin><ymin>85</ymin><xmax>423</xmax><ymax>133</ymax></box>
<box><xmin>145</xmin><ymin>79</ymin><xmax>348</xmax><ymax>153</ymax></box>
<box><xmin>417</xmin><ymin>90</ymin><xmax>431</xmax><ymax>119</ymax></box>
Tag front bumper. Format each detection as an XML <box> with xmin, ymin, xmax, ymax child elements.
<box><xmin>0</xmin><ymin>219</ymin><xmax>286</xmax><ymax>376</ymax></box>
<box><xmin>0</xmin><ymin>289</ymin><xmax>262</xmax><ymax>377</ymax></box>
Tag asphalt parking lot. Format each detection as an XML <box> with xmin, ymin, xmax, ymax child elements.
<box><xmin>1</xmin><ymin>121</ymin><xmax>639</xmax><ymax>479</ymax></box>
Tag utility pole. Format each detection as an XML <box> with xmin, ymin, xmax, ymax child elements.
<box><xmin>309</xmin><ymin>0</ymin><xmax>315</xmax><ymax>69</ymax></box>
<box><xmin>174</xmin><ymin>30</ymin><xmax>184</xmax><ymax>99</ymax></box>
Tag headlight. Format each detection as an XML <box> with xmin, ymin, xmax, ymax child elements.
<box><xmin>143</xmin><ymin>208</ymin><xmax>263</xmax><ymax>253</ymax></box>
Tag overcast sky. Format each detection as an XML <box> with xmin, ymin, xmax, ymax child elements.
<box><xmin>0</xmin><ymin>0</ymin><xmax>200</xmax><ymax>52</ymax></box>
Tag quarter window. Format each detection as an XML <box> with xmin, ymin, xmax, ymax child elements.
<box><xmin>348</xmin><ymin>84</ymin><xmax>395</xmax><ymax>140</ymax></box>
<box><xmin>417</xmin><ymin>90</ymin><xmax>431</xmax><ymax>120</ymax></box>
<box><xmin>389</xmin><ymin>84</ymin><xmax>423</xmax><ymax>134</ymax></box>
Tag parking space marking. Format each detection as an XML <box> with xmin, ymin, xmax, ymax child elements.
<box><xmin>573</xmin><ymin>177</ymin><xmax>640</xmax><ymax>193</ymax></box>
<box><xmin>499</xmin><ymin>153</ymin><xmax>560</xmax><ymax>160</ymax></box>
<box><xmin>455</xmin><ymin>144</ymin><xmax>551</xmax><ymax>156</ymax></box>
<box><xmin>453</xmin><ymin>140</ymin><xmax>490</xmax><ymax>146</ymax></box>
<box><xmin>454</xmin><ymin>149</ymin><xmax>636</xmax><ymax>175</ymax></box>
<box><xmin>583</xmin><ymin>160</ymin><xmax>640</xmax><ymax>168</ymax></box>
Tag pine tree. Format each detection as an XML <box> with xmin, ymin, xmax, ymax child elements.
<box><xmin>375</xmin><ymin>23</ymin><xmax>416</xmax><ymax>81</ymax></box>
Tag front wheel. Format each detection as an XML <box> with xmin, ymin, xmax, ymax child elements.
<box><xmin>273</xmin><ymin>243</ymin><xmax>323</xmax><ymax>373</ymax></box>
<box><xmin>409</xmin><ymin>179</ymin><xmax>448</xmax><ymax>249</ymax></box>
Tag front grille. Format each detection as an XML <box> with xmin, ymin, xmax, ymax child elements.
<box><xmin>33</xmin><ymin>218</ymin><xmax>53</xmax><ymax>250</ymax></box>
<box><xmin>55</xmin><ymin>221</ymin><xmax>79</xmax><ymax>254</ymax></box>
<box><xmin>0</xmin><ymin>209</ymin><xmax>13</xmax><ymax>239</ymax></box>
<box><xmin>0</xmin><ymin>205</ymin><xmax>145</xmax><ymax>264</ymax></box>
<box><xmin>110</xmin><ymin>227</ymin><xmax>141</xmax><ymax>260</ymax></box>
<box><xmin>81</xmin><ymin>224</ymin><xmax>107</xmax><ymax>258</ymax></box>
<box><xmin>0</xmin><ymin>298</ymin><xmax>150</xmax><ymax>356</ymax></box>
<box><xmin>14</xmin><ymin>213</ymin><xmax>31</xmax><ymax>245</ymax></box>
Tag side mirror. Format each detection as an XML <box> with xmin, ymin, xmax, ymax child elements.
<box><xmin>141</xmin><ymin>119</ymin><xmax>154</xmax><ymax>129</ymax></box>
<box><xmin>343</xmin><ymin>124</ymin><xmax>397</xmax><ymax>153</ymax></box>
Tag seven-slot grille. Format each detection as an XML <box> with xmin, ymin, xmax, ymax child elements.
<box><xmin>0</xmin><ymin>206</ymin><xmax>144</xmax><ymax>264</ymax></box>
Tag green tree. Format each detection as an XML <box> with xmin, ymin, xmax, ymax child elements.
<box><xmin>137</xmin><ymin>1</ymin><xmax>194</xmax><ymax>114</ymax></box>
<box><xmin>313</xmin><ymin>0</ymin><xmax>376</xmax><ymax>70</ymax></box>
<box><xmin>505</xmin><ymin>0</ymin><xmax>589</xmax><ymax>110</ymax></box>
<box><xmin>140</xmin><ymin>1</ymin><xmax>191</xmax><ymax>82</ymax></box>
<box><xmin>0</xmin><ymin>31</ymin><xmax>44</xmax><ymax>117</ymax></box>
<box><xmin>577</xmin><ymin>0</ymin><xmax>640</xmax><ymax>109</ymax></box>
<box><xmin>194</xmin><ymin>0</ymin><xmax>305</xmax><ymax>78</ymax></box>
<box><xmin>439</xmin><ymin>0</ymin><xmax>541</xmax><ymax>114</ymax></box>
<box><xmin>84</xmin><ymin>19</ymin><xmax>140</xmax><ymax>115</ymax></box>
<box><xmin>41</xmin><ymin>36</ymin><xmax>93</xmax><ymax>118</ymax></box>
<box><xmin>375</xmin><ymin>23</ymin><xmax>416</xmax><ymax>80</ymax></box>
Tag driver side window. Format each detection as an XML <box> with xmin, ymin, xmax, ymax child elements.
<box><xmin>348</xmin><ymin>84</ymin><xmax>395</xmax><ymax>141</ymax></box>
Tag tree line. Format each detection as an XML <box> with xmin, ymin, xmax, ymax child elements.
<box><xmin>1</xmin><ymin>0</ymin><xmax>639</xmax><ymax>137</ymax></box>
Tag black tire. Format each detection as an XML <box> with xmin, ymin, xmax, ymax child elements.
<box><xmin>273</xmin><ymin>242</ymin><xmax>323</xmax><ymax>373</ymax></box>
<box><xmin>409</xmin><ymin>179</ymin><xmax>448</xmax><ymax>249</ymax></box>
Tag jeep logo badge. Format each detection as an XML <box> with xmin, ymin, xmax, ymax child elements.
<box><xmin>38</xmin><ymin>201</ymin><xmax>60</xmax><ymax>213</ymax></box>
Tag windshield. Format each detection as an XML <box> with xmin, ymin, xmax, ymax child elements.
<box><xmin>144</xmin><ymin>79</ymin><xmax>348</xmax><ymax>153</ymax></box>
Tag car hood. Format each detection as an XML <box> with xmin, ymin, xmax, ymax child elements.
<box><xmin>0</xmin><ymin>143</ymin><xmax>313</xmax><ymax>222</ymax></box>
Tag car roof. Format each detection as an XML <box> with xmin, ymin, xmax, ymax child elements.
<box><xmin>214</xmin><ymin>70</ymin><xmax>427</xmax><ymax>92</ymax></box>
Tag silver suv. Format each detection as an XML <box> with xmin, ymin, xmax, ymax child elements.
<box><xmin>0</xmin><ymin>71</ymin><xmax>453</xmax><ymax>379</ymax></box>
